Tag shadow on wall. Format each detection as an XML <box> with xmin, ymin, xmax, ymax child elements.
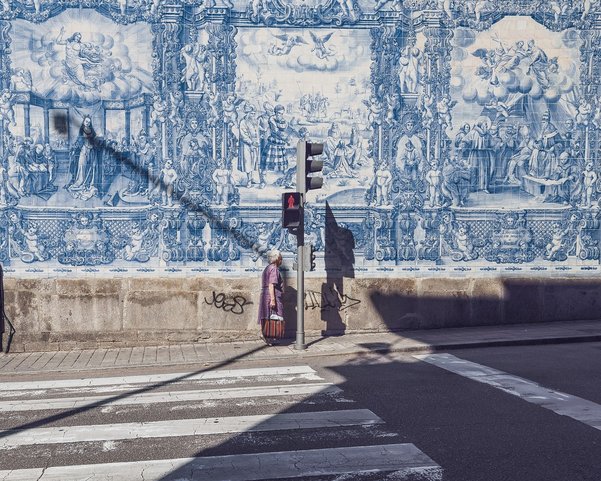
<box><xmin>322</xmin><ymin>201</ymin><xmax>355</xmax><ymax>336</ymax></box>
<box><xmin>368</xmin><ymin>278</ymin><xmax>601</xmax><ymax>331</ymax></box>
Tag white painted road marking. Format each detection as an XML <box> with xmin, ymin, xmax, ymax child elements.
<box><xmin>0</xmin><ymin>409</ymin><xmax>383</xmax><ymax>448</ymax></box>
<box><xmin>0</xmin><ymin>365</ymin><xmax>322</xmax><ymax>391</ymax></box>
<box><xmin>0</xmin><ymin>444</ymin><xmax>441</xmax><ymax>481</ymax></box>
<box><xmin>416</xmin><ymin>353</ymin><xmax>601</xmax><ymax>431</ymax></box>
<box><xmin>0</xmin><ymin>382</ymin><xmax>340</xmax><ymax>412</ymax></box>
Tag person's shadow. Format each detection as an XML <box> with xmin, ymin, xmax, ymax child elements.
<box><xmin>322</xmin><ymin>201</ymin><xmax>355</xmax><ymax>336</ymax></box>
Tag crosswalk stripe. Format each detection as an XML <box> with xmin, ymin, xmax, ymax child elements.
<box><xmin>416</xmin><ymin>353</ymin><xmax>601</xmax><ymax>431</ymax></box>
<box><xmin>0</xmin><ymin>365</ymin><xmax>321</xmax><ymax>392</ymax></box>
<box><xmin>0</xmin><ymin>382</ymin><xmax>341</xmax><ymax>412</ymax></box>
<box><xmin>0</xmin><ymin>443</ymin><xmax>441</xmax><ymax>481</ymax></box>
<box><xmin>0</xmin><ymin>409</ymin><xmax>383</xmax><ymax>448</ymax></box>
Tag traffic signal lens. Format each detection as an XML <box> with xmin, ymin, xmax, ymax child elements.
<box><xmin>282</xmin><ymin>192</ymin><xmax>302</xmax><ymax>229</ymax></box>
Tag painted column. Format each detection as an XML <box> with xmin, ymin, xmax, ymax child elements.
<box><xmin>43</xmin><ymin>107</ymin><xmax>50</xmax><ymax>143</ymax></box>
<box><xmin>24</xmin><ymin>104</ymin><xmax>30</xmax><ymax>138</ymax></box>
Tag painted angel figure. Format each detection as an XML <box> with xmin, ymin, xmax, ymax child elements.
<box><xmin>309</xmin><ymin>32</ymin><xmax>336</xmax><ymax>60</ymax></box>
<box><xmin>0</xmin><ymin>90</ymin><xmax>16</xmax><ymax>127</ymax></box>
<box><xmin>118</xmin><ymin>0</ymin><xmax>127</xmax><ymax>15</ymax></box>
<box><xmin>268</xmin><ymin>33</ymin><xmax>307</xmax><ymax>56</ymax></box>
<box><xmin>1</xmin><ymin>0</ymin><xmax>10</xmax><ymax>12</ymax></box>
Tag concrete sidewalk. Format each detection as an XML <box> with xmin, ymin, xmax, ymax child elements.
<box><xmin>1</xmin><ymin>320</ymin><xmax>601</xmax><ymax>375</ymax></box>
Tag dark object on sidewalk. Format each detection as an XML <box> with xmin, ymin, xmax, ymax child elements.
<box><xmin>262</xmin><ymin>318</ymin><xmax>285</xmax><ymax>340</ymax></box>
<box><xmin>0</xmin><ymin>264</ymin><xmax>16</xmax><ymax>353</ymax></box>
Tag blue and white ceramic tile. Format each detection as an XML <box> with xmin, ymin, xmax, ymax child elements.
<box><xmin>0</xmin><ymin>0</ymin><xmax>600</xmax><ymax>273</ymax></box>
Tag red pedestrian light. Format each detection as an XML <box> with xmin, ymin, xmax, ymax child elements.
<box><xmin>282</xmin><ymin>192</ymin><xmax>302</xmax><ymax>230</ymax></box>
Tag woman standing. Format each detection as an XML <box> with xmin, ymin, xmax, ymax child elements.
<box><xmin>258</xmin><ymin>250</ymin><xmax>284</xmax><ymax>344</ymax></box>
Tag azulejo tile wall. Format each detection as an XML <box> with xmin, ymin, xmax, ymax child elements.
<box><xmin>0</xmin><ymin>0</ymin><xmax>600</xmax><ymax>277</ymax></box>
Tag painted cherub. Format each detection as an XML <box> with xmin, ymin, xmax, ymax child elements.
<box><xmin>576</xmin><ymin>98</ymin><xmax>593</xmax><ymax>127</ymax></box>
<box><xmin>151</xmin><ymin>94</ymin><xmax>168</xmax><ymax>126</ymax></box>
<box><xmin>24</xmin><ymin>225</ymin><xmax>46</xmax><ymax>261</ymax></box>
<box><xmin>124</xmin><ymin>223</ymin><xmax>145</xmax><ymax>261</ymax></box>
<box><xmin>581</xmin><ymin>161</ymin><xmax>598</xmax><ymax>208</ymax></box>
<box><xmin>212</xmin><ymin>158</ymin><xmax>234</xmax><ymax>205</ymax></box>
<box><xmin>425</xmin><ymin>159</ymin><xmax>443</xmax><ymax>208</ymax></box>
<box><xmin>454</xmin><ymin>224</ymin><xmax>475</xmax><ymax>260</ymax></box>
<box><xmin>168</xmin><ymin>91</ymin><xmax>184</xmax><ymax>128</ymax></box>
<box><xmin>436</xmin><ymin>95</ymin><xmax>457</xmax><ymax>131</ymax></box>
<box><xmin>0</xmin><ymin>90</ymin><xmax>16</xmax><ymax>127</ymax></box>
<box><xmin>222</xmin><ymin>93</ymin><xmax>240</xmax><ymax>126</ymax></box>
<box><xmin>421</xmin><ymin>93</ymin><xmax>435</xmax><ymax>129</ymax></box>
<box><xmin>545</xmin><ymin>223</ymin><xmax>570</xmax><ymax>260</ymax></box>
<box><xmin>0</xmin><ymin>160</ymin><xmax>9</xmax><ymax>206</ymax></box>
<box><xmin>374</xmin><ymin>160</ymin><xmax>393</xmax><ymax>206</ymax></box>
<box><xmin>251</xmin><ymin>221</ymin><xmax>279</xmax><ymax>261</ymax></box>
<box><xmin>362</xmin><ymin>95</ymin><xmax>383</xmax><ymax>126</ymax></box>
<box><xmin>159</xmin><ymin>159</ymin><xmax>178</xmax><ymax>207</ymax></box>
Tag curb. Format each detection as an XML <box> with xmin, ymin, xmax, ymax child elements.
<box><xmin>1</xmin><ymin>333</ymin><xmax>600</xmax><ymax>376</ymax></box>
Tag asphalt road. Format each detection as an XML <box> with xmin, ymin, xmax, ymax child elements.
<box><xmin>0</xmin><ymin>342</ymin><xmax>600</xmax><ymax>480</ymax></box>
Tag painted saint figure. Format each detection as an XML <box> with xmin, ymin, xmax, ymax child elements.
<box><xmin>180</xmin><ymin>43</ymin><xmax>208</xmax><ymax>92</ymax></box>
<box><xmin>66</xmin><ymin>116</ymin><xmax>102</xmax><ymax>201</ymax></box>
<box><xmin>264</xmin><ymin>105</ymin><xmax>289</xmax><ymax>172</ymax></box>
<box><xmin>464</xmin><ymin>118</ymin><xmax>494</xmax><ymax>193</ymax></box>
<box><xmin>55</xmin><ymin>29</ymin><xmax>103</xmax><ymax>90</ymax></box>
<box><xmin>238</xmin><ymin>103</ymin><xmax>262</xmax><ymax>187</ymax></box>
<box><xmin>398</xmin><ymin>36</ymin><xmax>422</xmax><ymax>94</ymax></box>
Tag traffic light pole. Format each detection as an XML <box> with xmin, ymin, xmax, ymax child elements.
<box><xmin>295</xmin><ymin>198</ymin><xmax>305</xmax><ymax>351</ymax></box>
<box><xmin>294</xmin><ymin>140</ymin><xmax>323</xmax><ymax>351</ymax></box>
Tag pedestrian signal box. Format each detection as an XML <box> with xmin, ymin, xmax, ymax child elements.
<box><xmin>282</xmin><ymin>192</ymin><xmax>302</xmax><ymax>230</ymax></box>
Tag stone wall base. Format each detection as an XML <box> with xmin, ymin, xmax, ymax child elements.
<box><xmin>3</xmin><ymin>276</ymin><xmax>601</xmax><ymax>352</ymax></box>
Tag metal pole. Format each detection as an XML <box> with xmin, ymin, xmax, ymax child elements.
<box><xmin>295</xmin><ymin>199</ymin><xmax>305</xmax><ymax>350</ymax></box>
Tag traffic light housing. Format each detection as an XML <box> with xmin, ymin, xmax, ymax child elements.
<box><xmin>297</xmin><ymin>141</ymin><xmax>324</xmax><ymax>194</ymax></box>
<box><xmin>282</xmin><ymin>192</ymin><xmax>302</xmax><ymax>230</ymax></box>
<box><xmin>302</xmin><ymin>243</ymin><xmax>316</xmax><ymax>272</ymax></box>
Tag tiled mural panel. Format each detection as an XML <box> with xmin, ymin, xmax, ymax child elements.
<box><xmin>0</xmin><ymin>0</ymin><xmax>600</xmax><ymax>276</ymax></box>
